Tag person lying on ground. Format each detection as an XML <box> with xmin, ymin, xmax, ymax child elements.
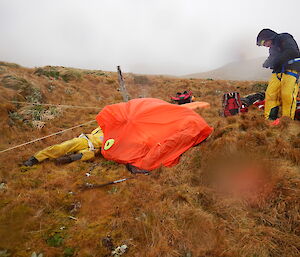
<box><xmin>240</xmin><ymin>92</ymin><xmax>266</xmax><ymax>112</ymax></box>
<box><xmin>240</xmin><ymin>92</ymin><xmax>300</xmax><ymax>120</ymax></box>
<box><xmin>23</xmin><ymin>127</ymin><xmax>104</xmax><ymax>166</ymax></box>
<box><xmin>23</xmin><ymin>127</ymin><xmax>150</xmax><ymax>174</ymax></box>
<box><xmin>222</xmin><ymin>92</ymin><xmax>265</xmax><ymax>117</ymax></box>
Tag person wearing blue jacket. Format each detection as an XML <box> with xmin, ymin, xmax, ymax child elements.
<box><xmin>257</xmin><ymin>29</ymin><xmax>300</xmax><ymax>121</ymax></box>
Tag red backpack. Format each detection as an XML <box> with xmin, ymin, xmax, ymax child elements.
<box><xmin>171</xmin><ymin>91</ymin><xmax>193</xmax><ymax>105</ymax></box>
<box><xmin>222</xmin><ymin>92</ymin><xmax>242</xmax><ymax>117</ymax></box>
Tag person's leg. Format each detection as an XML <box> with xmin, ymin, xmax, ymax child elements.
<box><xmin>55</xmin><ymin>152</ymin><xmax>83</xmax><ymax>165</ymax></box>
<box><xmin>77</xmin><ymin>149</ymin><xmax>95</xmax><ymax>161</ymax></box>
<box><xmin>281</xmin><ymin>72</ymin><xmax>299</xmax><ymax>119</ymax></box>
<box><xmin>34</xmin><ymin>137</ymin><xmax>88</xmax><ymax>162</ymax></box>
<box><xmin>55</xmin><ymin>149</ymin><xmax>96</xmax><ymax>165</ymax></box>
<box><xmin>264</xmin><ymin>74</ymin><xmax>281</xmax><ymax>120</ymax></box>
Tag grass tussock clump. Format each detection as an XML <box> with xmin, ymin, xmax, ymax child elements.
<box><xmin>1</xmin><ymin>75</ymin><xmax>43</xmax><ymax>103</ymax></box>
<box><xmin>251</xmin><ymin>82</ymin><xmax>268</xmax><ymax>92</ymax></box>
<box><xmin>60</xmin><ymin>69</ymin><xmax>82</xmax><ymax>82</ymax></box>
<box><xmin>0</xmin><ymin>62</ymin><xmax>300</xmax><ymax>257</ymax></box>
<box><xmin>34</xmin><ymin>66</ymin><xmax>60</xmax><ymax>79</ymax></box>
<box><xmin>133</xmin><ymin>75</ymin><xmax>150</xmax><ymax>85</ymax></box>
<box><xmin>0</xmin><ymin>61</ymin><xmax>21</xmax><ymax>68</ymax></box>
<box><xmin>34</xmin><ymin>66</ymin><xmax>82</xmax><ymax>82</ymax></box>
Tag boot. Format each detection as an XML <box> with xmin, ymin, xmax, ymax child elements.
<box><xmin>126</xmin><ymin>163</ymin><xmax>150</xmax><ymax>174</ymax></box>
<box><xmin>55</xmin><ymin>153</ymin><xmax>83</xmax><ymax>165</ymax></box>
<box><xmin>23</xmin><ymin>156</ymin><xmax>39</xmax><ymax>166</ymax></box>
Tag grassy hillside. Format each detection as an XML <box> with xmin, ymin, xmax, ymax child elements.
<box><xmin>0</xmin><ymin>62</ymin><xmax>299</xmax><ymax>257</ymax></box>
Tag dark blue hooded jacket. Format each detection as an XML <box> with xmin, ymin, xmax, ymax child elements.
<box><xmin>257</xmin><ymin>29</ymin><xmax>300</xmax><ymax>73</ymax></box>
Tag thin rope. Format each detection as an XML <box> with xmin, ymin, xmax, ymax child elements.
<box><xmin>8</xmin><ymin>100</ymin><xmax>101</xmax><ymax>109</ymax></box>
<box><xmin>0</xmin><ymin>120</ymin><xmax>96</xmax><ymax>154</ymax></box>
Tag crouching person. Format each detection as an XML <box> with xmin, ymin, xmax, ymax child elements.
<box><xmin>23</xmin><ymin>127</ymin><xmax>104</xmax><ymax>166</ymax></box>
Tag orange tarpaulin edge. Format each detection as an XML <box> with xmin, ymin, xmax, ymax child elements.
<box><xmin>182</xmin><ymin>101</ymin><xmax>210</xmax><ymax>110</ymax></box>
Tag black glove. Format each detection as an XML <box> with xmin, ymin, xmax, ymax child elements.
<box><xmin>262</xmin><ymin>60</ymin><xmax>270</xmax><ymax>68</ymax></box>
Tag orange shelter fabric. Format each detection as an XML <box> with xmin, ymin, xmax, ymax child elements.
<box><xmin>96</xmin><ymin>98</ymin><xmax>213</xmax><ymax>170</ymax></box>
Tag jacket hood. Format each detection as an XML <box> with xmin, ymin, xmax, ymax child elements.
<box><xmin>256</xmin><ymin>29</ymin><xmax>278</xmax><ymax>46</ymax></box>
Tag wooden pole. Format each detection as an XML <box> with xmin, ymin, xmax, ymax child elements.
<box><xmin>117</xmin><ymin>66</ymin><xmax>130</xmax><ymax>102</ymax></box>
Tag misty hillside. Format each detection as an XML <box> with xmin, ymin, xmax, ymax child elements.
<box><xmin>0</xmin><ymin>61</ymin><xmax>299</xmax><ymax>257</ymax></box>
<box><xmin>184</xmin><ymin>57</ymin><xmax>272</xmax><ymax>81</ymax></box>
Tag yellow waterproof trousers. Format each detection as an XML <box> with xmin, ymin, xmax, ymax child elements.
<box><xmin>265</xmin><ymin>70</ymin><xmax>299</xmax><ymax>119</ymax></box>
<box><xmin>34</xmin><ymin>138</ymin><xmax>96</xmax><ymax>162</ymax></box>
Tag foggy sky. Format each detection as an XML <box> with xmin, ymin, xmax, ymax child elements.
<box><xmin>1</xmin><ymin>0</ymin><xmax>300</xmax><ymax>75</ymax></box>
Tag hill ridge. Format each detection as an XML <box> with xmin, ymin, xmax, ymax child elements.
<box><xmin>183</xmin><ymin>57</ymin><xmax>271</xmax><ymax>81</ymax></box>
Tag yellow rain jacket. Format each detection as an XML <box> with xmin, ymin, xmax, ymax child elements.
<box><xmin>34</xmin><ymin>127</ymin><xmax>104</xmax><ymax>162</ymax></box>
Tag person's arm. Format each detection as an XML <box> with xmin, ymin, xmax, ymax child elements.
<box><xmin>271</xmin><ymin>36</ymin><xmax>300</xmax><ymax>69</ymax></box>
<box><xmin>262</xmin><ymin>55</ymin><xmax>275</xmax><ymax>68</ymax></box>
<box><xmin>91</xmin><ymin>127</ymin><xmax>102</xmax><ymax>135</ymax></box>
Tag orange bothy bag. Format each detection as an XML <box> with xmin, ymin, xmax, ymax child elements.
<box><xmin>96</xmin><ymin>98</ymin><xmax>213</xmax><ymax>170</ymax></box>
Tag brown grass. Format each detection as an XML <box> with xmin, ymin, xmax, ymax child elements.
<box><xmin>0</xmin><ymin>63</ymin><xmax>299</xmax><ymax>257</ymax></box>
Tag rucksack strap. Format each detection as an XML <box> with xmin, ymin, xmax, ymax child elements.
<box><xmin>287</xmin><ymin>58</ymin><xmax>300</xmax><ymax>64</ymax></box>
<box><xmin>78</xmin><ymin>133</ymin><xmax>95</xmax><ymax>151</ymax></box>
<box><xmin>274</xmin><ymin>71</ymin><xmax>299</xmax><ymax>82</ymax></box>
<box><xmin>278</xmin><ymin>58</ymin><xmax>300</xmax><ymax>81</ymax></box>
<box><xmin>286</xmin><ymin>71</ymin><xmax>299</xmax><ymax>81</ymax></box>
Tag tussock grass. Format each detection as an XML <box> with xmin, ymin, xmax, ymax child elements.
<box><xmin>0</xmin><ymin>61</ymin><xmax>21</xmax><ymax>68</ymax></box>
<box><xmin>0</xmin><ymin>63</ymin><xmax>299</xmax><ymax>256</ymax></box>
